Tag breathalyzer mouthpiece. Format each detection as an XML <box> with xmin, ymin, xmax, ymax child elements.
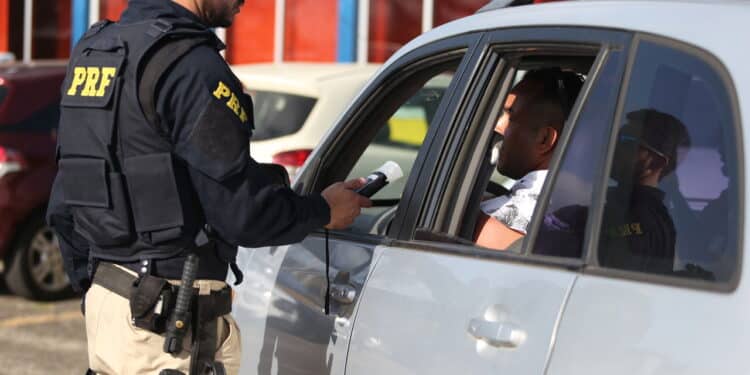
<box><xmin>355</xmin><ymin>161</ymin><xmax>404</xmax><ymax>198</ymax></box>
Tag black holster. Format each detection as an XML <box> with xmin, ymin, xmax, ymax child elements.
<box><xmin>130</xmin><ymin>274</ymin><xmax>175</xmax><ymax>333</ymax></box>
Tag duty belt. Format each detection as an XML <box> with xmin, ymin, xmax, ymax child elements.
<box><xmin>92</xmin><ymin>262</ymin><xmax>232</xmax><ymax>324</ymax></box>
<box><xmin>92</xmin><ymin>262</ymin><xmax>232</xmax><ymax>374</ymax></box>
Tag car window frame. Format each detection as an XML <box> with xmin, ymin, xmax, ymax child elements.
<box><xmin>581</xmin><ymin>33</ymin><xmax>744</xmax><ymax>293</ymax></box>
<box><xmin>395</xmin><ymin>26</ymin><xmax>633</xmax><ymax>269</ymax></box>
<box><xmin>293</xmin><ymin>32</ymin><xmax>486</xmax><ymax>244</ymax></box>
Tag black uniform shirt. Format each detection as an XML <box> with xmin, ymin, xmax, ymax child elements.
<box><xmin>599</xmin><ymin>185</ymin><xmax>676</xmax><ymax>274</ymax></box>
<box><xmin>49</xmin><ymin>0</ymin><xmax>330</xmax><ymax>287</ymax></box>
<box><xmin>535</xmin><ymin>185</ymin><xmax>676</xmax><ymax>275</ymax></box>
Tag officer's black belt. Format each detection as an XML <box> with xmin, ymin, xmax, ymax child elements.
<box><xmin>92</xmin><ymin>262</ymin><xmax>232</xmax><ymax>318</ymax></box>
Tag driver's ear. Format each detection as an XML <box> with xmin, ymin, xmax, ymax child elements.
<box><xmin>536</xmin><ymin>126</ymin><xmax>559</xmax><ymax>154</ymax></box>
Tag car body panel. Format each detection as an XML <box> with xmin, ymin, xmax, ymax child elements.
<box><xmin>0</xmin><ymin>62</ymin><xmax>64</xmax><ymax>258</ymax></box>
<box><xmin>547</xmin><ymin>274</ymin><xmax>750</xmax><ymax>374</ymax></box>
<box><xmin>346</xmin><ymin>247</ymin><xmax>575</xmax><ymax>375</ymax></box>
<box><xmin>233</xmin><ymin>236</ymin><xmax>386</xmax><ymax>375</ymax></box>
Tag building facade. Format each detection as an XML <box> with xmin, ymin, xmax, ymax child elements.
<box><xmin>0</xmin><ymin>0</ymin><xmax>488</xmax><ymax>64</ymax></box>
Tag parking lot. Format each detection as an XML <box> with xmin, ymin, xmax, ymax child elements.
<box><xmin>0</xmin><ymin>284</ymin><xmax>87</xmax><ymax>375</ymax></box>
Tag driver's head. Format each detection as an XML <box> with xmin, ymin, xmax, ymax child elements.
<box><xmin>173</xmin><ymin>0</ymin><xmax>245</xmax><ymax>28</ymax></box>
<box><xmin>495</xmin><ymin>68</ymin><xmax>584</xmax><ymax>179</ymax></box>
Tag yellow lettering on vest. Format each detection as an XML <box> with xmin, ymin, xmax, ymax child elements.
<box><xmin>66</xmin><ymin>67</ymin><xmax>87</xmax><ymax>96</ymax></box>
<box><xmin>630</xmin><ymin>222</ymin><xmax>643</xmax><ymax>235</ymax></box>
<box><xmin>226</xmin><ymin>93</ymin><xmax>240</xmax><ymax>115</ymax></box>
<box><xmin>81</xmin><ymin>67</ymin><xmax>101</xmax><ymax>97</ymax></box>
<box><xmin>95</xmin><ymin>67</ymin><xmax>116</xmax><ymax>97</ymax></box>
<box><xmin>213</xmin><ymin>81</ymin><xmax>231</xmax><ymax>99</ymax></box>
<box><xmin>239</xmin><ymin>107</ymin><xmax>248</xmax><ymax>123</ymax></box>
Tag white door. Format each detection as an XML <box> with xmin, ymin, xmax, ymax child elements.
<box><xmin>346</xmin><ymin>247</ymin><xmax>576</xmax><ymax>374</ymax></box>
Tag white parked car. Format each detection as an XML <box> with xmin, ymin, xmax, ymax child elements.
<box><xmin>231</xmin><ymin>63</ymin><xmax>380</xmax><ymax>179</ymax></box>
<box><xmin>232</xmin><ymin>1</ymin><xmax>749</xmax><ymax>374</ymax></box>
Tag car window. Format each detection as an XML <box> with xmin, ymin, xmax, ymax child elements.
<box><xmin>595</xmin><ymin>39</ymin><xmax>739</xmax><ymax>283</ymax></box>
<box><xmin>462</xmin><ymin>54</ymin><xmax>595</xmax><ymax>251</ymax></box>
<box><xmin>532</xmin><ymin>49</ymin><xmax>628</xmax><ymax>258</ymax></box>
<box><xmin>349</xmin><ymin>72</ymin><xmax>452</xmax><ymax>200</ymax></box>
<box><xmin>372</xmin><ymin>75</ymin><xmax>451</xmax><ymax>150</ymax></box>
<box><xmin>341</xmin><ymin>63</ymin><xmax>460</xmax><ymax>236</ymax></box>
<box><xmin>248</xmin><ymin>90</ymin><xmax>317</xmax><ymax>141</ymax></box>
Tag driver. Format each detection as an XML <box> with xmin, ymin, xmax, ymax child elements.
<box><xmin>474</xmin><ymin>68</ymin><xmax>583</xmax><ymax>250</ymax></box>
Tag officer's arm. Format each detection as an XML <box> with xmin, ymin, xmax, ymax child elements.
<box><xmin>159</xmin><ymin>48</ymin><xmax>330</xmax><ymax>247</ymax></box>
<box><xmin>46</xmin><ymin>173</ymin><xmax>92</xmax><ymax>292</ymax></box>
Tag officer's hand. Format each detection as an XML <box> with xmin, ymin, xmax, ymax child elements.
<box><xmin>321</xmin><ymin>178</ymin><xmax>373</xmax><ymax>230</ymax></box>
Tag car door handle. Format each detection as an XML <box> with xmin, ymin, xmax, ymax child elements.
<box><xmin>329</xmin><ymin>283</ymin><xmax>357</xmax><ymax>304</ymax></box>
<box><xmin>467</xmin><ymin>318</ymin><xmax>526</xmax><ymax>348</ymax></box>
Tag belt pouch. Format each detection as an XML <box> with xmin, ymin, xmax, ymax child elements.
<box><xmin>130</xmin><ymin>275</ymin><xmax>172</xmax><ymax>333</ymax></box>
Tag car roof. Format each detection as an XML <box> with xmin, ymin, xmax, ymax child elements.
<box><xmin>386</xmin><ymin>0</ymin><xmax>749</xmax><ymax>122</ymax></box>
<box><xmin>391</xmin><ymin>0</ymin><xmax>749</xmax><ymax>65</ymax></box>
<box><xmin>479</xmin><ymin>0</ymin><xmax>747</xmax><ymax>13</ymax></box>
<box><xmin>231</xmin><ymin>62</ymin><xmax>381</xmax><ymax>97</ymax></box>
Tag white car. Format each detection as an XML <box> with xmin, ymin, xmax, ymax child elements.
<box><xmin>232</xmin><ymin>1</ymin><xmax>749</xmax><ymax>374</ymax></box>
<box><xmin>231</xmin><ymin>63</ymin><xmax>380</xmax><ymax>179</ymax></box>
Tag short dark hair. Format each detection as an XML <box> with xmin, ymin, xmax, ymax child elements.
<box><xmin>522</xmin><ymin>68</ymin><xmax>585</xmax><ymax>120</ymax></box>
<box><xmin>621</xmin><ymin>109</ymin><xmax>691</xmax><ymax>177</ymax></box>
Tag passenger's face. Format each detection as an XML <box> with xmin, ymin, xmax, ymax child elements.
<box><xmin>611</xmin><ymin>137</ymin><xmax>661</xmax><ymax>185</ymax></box>
<box><xmin>200</xmin><ymin>0</ymin><xmax>244</xmax><ymax>27</ymax></box>
<box><xmin>495</xmin><ymin>81</ymin><xmax>541</xmax><ymax>180</ymax></box>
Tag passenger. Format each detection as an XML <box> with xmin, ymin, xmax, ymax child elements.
<box><xmin>600</xmin><ymin>109</ymin><xmax>691</xmax><ymax>273</ymax></box>
<box><xmin>537</xmin><ymin>109</ymin><xmax>691</xmax><ymax>275</ymax></box>
<box><xmin>474</xmin><ymin>68</ymin><xmax>584</xmax><ymax>250</ymax></box>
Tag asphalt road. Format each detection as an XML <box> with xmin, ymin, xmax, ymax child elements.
<box><xmin>0</xmin><ymin>283</ymin><xmax>87</xmax><ymax>375</ymax></box>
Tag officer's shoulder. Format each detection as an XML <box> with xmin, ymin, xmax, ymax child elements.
<box><xmin>170</xmin><ymin>45</ymin><xmax>237</xmax><ymax>88</ymax></box>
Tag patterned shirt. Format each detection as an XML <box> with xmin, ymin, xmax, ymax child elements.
<box><xmin>480</xmin><ymin>170</ymin><xmax>548</xmax><ymax>234</ymax></box>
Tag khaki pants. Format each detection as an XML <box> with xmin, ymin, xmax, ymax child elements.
<box><xmin>85</xmin><ymin>267</ymin><xmax>241</xmax><ymax>375</ymax></box>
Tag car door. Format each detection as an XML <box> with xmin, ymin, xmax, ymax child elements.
<box><xmin>232</xmin><ymin>33</ymin><xmax>484</xmax><ymax>375</ymax></box>
<box><xmin>542</xmin><ymin>34</ymin><xmax>748</xmax><ymax>374</ymax></box>
<box><xmin>344</xmin><ymin>28</ymin><xmax>631</xmax><ymax>374</ymax></box>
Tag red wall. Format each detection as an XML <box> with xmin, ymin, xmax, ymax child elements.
<box><xmin>0</xmin><ymin>0</ymin><xmax>8</xmax><ymax>52</ymax></box>
<box><xmin>84</xmin><ymin>0</ymin><xmax>487</xmax><ymax>64</ymax></box>
<box><xmin>100</xmin><ymin>0</ymin><xmax>127</xmax><ymax>21</ymax></box>
<box><xmin>283</xmin><ymin>0</ymin><xmax>337</xmax><ymax>62</ymax></box>
<box><xmin>32</xmin><ymin>0</ymin><xmax>71</xmax><ymax>59</ymax></box>
<box><xmin>225</xmin><ymin>0</ymin><xmax>275</xmax><ymax>64</ymax></box>
<box><xmin>434</xmin><ymin>0</ymin><xmax>486</xmax><ymax>27</ymax></box>
<box><xmin>369</xmin><ymin>0</ymin><xmax>422</xmax><ymax>63</ymax></box>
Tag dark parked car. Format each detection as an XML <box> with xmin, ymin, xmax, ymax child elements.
<box><xmin>0</xmin><ymin>61</ymin><xmax>71</xmax><ymax>300</ymax></box>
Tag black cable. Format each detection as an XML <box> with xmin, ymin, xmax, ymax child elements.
<box><xmin>324</xmin><ymin>228</ymin><xmax>331</xmax><ymax>315</ymax></box>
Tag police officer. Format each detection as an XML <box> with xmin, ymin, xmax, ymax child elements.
<box><xmin>535</xmin><ymin>109</ymin><xmax>690</xmax><ymax>273</ymax></box>
<box><xmin>46</xmin><ymin>0</ymin><xmax>371</xmax><ymax>374</ymax></box>
<box><xmin>599</xmin><ymin>109</ymin><xmax>690</xmax><ymax>274</ymax></box>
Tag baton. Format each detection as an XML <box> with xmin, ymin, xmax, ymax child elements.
<box><xmin>163</xmin><ymin>253</ymin><xmax>199</xmax><ymax>354</ymax></box>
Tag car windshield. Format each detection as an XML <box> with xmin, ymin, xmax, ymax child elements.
<box><xmin>248</xmin><ymin>90</ymin><xmax>317</xmax><ymax>141</ymax></box>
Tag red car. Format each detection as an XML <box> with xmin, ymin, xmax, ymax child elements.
<box><xmin>0</xmin><ymin>62</ymin><xmax>71</xmax><ymax>300</ymax></box>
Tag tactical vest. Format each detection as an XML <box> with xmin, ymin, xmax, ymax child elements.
<box><xmin>57</xmin><ymin>18</ymin><xmax>230</xmax><ymax>263</ymax></box>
